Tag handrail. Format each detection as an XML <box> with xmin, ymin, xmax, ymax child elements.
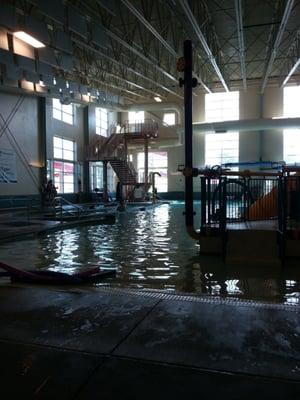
<box><xmin>120</xmin><ymin>119</ymin><xmax>159</xmax><ymax>137</ymax></box>
<box><xmin>52</xmin><ymin>196</ymin><xmax>86</xmax><ymax>221</ymax></box>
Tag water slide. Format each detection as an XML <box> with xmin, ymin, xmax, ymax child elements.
<box><xmin>248</xmin><ymin>187</ymin><xmax>278</xmax><ymax>220</ymax></box>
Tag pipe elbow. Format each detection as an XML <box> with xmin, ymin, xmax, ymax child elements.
<box><xmin>186</xmin><ymin>225</ymin><xmax>201</xmax><ymax>241</ymax></box>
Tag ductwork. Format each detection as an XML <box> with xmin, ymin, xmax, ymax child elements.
<box><xmin>193</xmin><ymin>117</ymin><xmax>300</xmax><ymax>133</ymax></box>
<box><xmin>119</xmin><ymin>102</ymin><xmax>183</xmax><ymax>124</ymax></box>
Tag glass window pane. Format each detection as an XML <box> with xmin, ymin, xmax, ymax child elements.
<box><xmin>63</xmin><ymin>139</ymin><xmax>74</xmax><ymax>151</ymax></box>
<box><xmin>63</xmin><ymin>163</ymin><xmax>74</xmax><ymax>173</ymax></box>
<box><xmin>163</xmin><ymin>113</ymin><xmax>175</xmax><ymax>126</ymax></box>
<box><xmin>53</xmin><ymin>108</ymin><xmax>61</xmax><ymax>120</ymax></box>
<box><xmin>63</xmin><ymin>150</ymin><xmax>74</xmax><ymax>161</ymax></box>
<box><xmin>63</xmin><ymin>113</ymin><xmax>73</xmax><ymax>125</ymax></box>
<box><xmin>129</xmin><ymin>111</ymin><xmax>144</xmax><ymax>123</ymax></box>
<box><xmin>54</xmin><ymin>148</ymin><xmax>63</xmax><ymax>159</ymax></box>
<box><xmin>52</xmin><ymin>98</ymin><xmax>61</xmax><ymax>109</ymax></box>
<box><xmin>53</xmin><ymin>137</ymin><xmax>62</xmax><ymax>148</ymax></box>
<box><xmin>63</xmin><ymin>183</ymin><xmax>74</xmax><ymax>193</ymax></box>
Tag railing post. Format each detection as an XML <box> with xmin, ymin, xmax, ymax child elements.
<box><xmin>220</xmin><ymin>177</ymin><xmax>227</xmax><ymax>261</ymax></box>
<box><xmin>103</xmin><ymin>160</ymin><xmax>108</xmax><ymax>202</ymax></box>
<box><xmin>144</xmin><ymin>137</ymin><xmax>149</xmax><ymax>187</ymax></box>
<box><xmin>200</xmin><ymin>177</ymin><xmax>206</xmax><ymax>231</ymax></box>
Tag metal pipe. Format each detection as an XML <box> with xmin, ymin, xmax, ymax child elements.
<box><xmin>261</xmin><ymin>0</ymin><xmax>295</xmax><ymax>93</ymax></box>
<box><xmin>183</xmin><ymin>40</ymin><xmax>201</xmax><ymax>241</ymax></box>
<box><xmin>235</xmin><ymin>0</ymin><xmax>247</xmax><ymax>90</ymax></box>
<box><xmin>180</xmin><ymin>0</ymin><xmax>229</xmax><ymax>92</ymax></box>
<box><xmin>193</xmin><ymin>117</ymin><xmax>300</xmax><ymax>133</ymax></box>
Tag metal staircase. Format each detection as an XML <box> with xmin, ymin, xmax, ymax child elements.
<box><xmin>86</xmin><ymin>119</ymin><xmax>159</xmax><ymax>190</ymax></box>
<box><xmin>109</xmin><ymin>158</ymin><xmax>137</xmax><ymax>185</ymax></box>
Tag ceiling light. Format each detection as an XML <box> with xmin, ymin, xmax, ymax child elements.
<box><xmin>14</xmin><ymin>31</ymin><xmax>45</xmax><ymax>48</ymax></box>
<box><xmin>154</xmin><ymin>96</ymin><xmax>162</xmax><ymax>102</ymax></box>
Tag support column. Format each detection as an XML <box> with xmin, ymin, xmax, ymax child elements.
<box><xmin>103</xmin><ymin>160</ymin><xmax>108</xmax><ymax>202</ymax></box>
<box><xmin>259</xmin><ymin>93</ymin><xmax>264</xmax><ymax>161</ymax></box>
<box><xmin>144</xmin><ymin>137</ymin><xmax>149</xmax><ymax>186</ymax></box>
<box><xmin>37</xmin><ymin>97</ymin><xmax>47</xmax><ymax>203</ymax></box>
<box><xmin>83</xmin><ymin>106</ymin><xmax>90</xmax><ymax>199</ymax></box>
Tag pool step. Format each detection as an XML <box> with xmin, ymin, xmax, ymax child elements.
<box><xmin>226</xmin><ymin>230</ymin><xmax>280</xmax><ymax>266</ymax></box>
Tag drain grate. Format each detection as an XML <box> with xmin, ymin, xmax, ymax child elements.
<box><xmin>95</xmin><ymin>286</ymin><xmax>300</xmax><ymax>312</ymax></box>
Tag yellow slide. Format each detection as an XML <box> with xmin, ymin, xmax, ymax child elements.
<box><xmin>248</xmin><ymin>187</ymin><xmax>278</xmax><ymax>220</ymax></box>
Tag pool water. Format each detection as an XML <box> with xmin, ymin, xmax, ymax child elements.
<box><xmin>1</xmin><ymin>202</ymin><xmax>300</xmax><ymax>304</ymax></box>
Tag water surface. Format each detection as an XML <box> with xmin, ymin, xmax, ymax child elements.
<box><xmin>1</xmin><ymin>202</ymin><xmax>300</xmax><ymax>303</ymax></box>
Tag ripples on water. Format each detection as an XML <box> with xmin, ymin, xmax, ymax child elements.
<box><xmin>1</xmin><ymin>202</ymin><xmax>300</xmax><ymax>303</ymax></box>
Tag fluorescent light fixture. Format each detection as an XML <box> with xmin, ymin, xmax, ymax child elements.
<box><xmin>154</xmin><ymin>96</ymin><xmax>162</xmax><ymax>102</ymax></box>
<box><xmin>14</xmin><ymin>31</ymin><xmax>45</xmax><ymax>48</ymax></box>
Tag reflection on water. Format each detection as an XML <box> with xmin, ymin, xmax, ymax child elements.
<box><xmin>1</xmin><ymin>202</ymin><xmax>300</xmax><ymax>303</ymax></box>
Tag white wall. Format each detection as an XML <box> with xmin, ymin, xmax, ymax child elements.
<box><xmin>0</xmin><ymin>92</ymin><xmax>40</xmax><ymax>196</ymax></box>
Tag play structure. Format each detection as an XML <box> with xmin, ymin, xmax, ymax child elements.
<box><xmin>178</xmin><ymin>40</ymin><xmax>300</xmax><ymax>265</ymax></box>
<box><xmin>87</xmin><ymin>119</ymin><xmax>159</xmax><ymax>203</ymax></box>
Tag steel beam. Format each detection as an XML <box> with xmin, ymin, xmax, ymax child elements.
<box><xmin>261</xmin><ymin>0</ymin><xmax>295</xmax><ymax>93</ymax></box>
<box><xmin>180</xmin><ymin>0</ymin><xmax>229</xmax><ymax>92</ymax></box>
<box><xmin>120</xmin><ymin>0</ymin><xmax>211</xmax><ymax>93</ymax></box>
<box><xmin>281</xmin><ymin>29</ymin><xmax>300</xmax><ymax>87</ymax></box>
<box><xmin>72</xmin><ymin>38</ymin><xmax>183</xmax><ymax>99</ymax></box>
<box><xmin>235</xmin><ymin>0</ymin><xmax>247</xmax><ymax>90</ymax></box>
<box><xmin>120</xmin><ymin>0</ymin><xmax>178</xmax><ymax>57</ymax></box>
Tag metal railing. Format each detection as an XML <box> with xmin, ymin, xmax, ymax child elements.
<box><xmin>120</xmin><ymin>119</ymin><xmax>159</xmax><ymax>137</ymax></box>
<box><xmin>199</xmin><ymin>173</ymin><xmax>300</xmax><ymax>262</ymax></box>
<box><xmin>52</xmin><ymin>197</ymin><xmax>87</xmax><ymax>222</ymax></box>
<box><xmin>200</xmin><ymin>176</ymin><xmax>279</xmax><ymax>228</ymax></box>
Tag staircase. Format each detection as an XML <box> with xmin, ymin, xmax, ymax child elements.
<box><xmin>86</xmin><ymin>120</ymin><xmax>159</xmax><ymax>191</ymax></box>
<box><xmin>109</xmin><ymin>159</ymin><xmax>137</xmax><ymax>186</ymax></box>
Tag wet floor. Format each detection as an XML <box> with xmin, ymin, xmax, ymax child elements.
<box><xmin>1</xmin><ymin>202</ymin><xmax>300</xmax><ymax>303</ymax></box>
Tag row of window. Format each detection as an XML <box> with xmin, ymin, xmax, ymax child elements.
<box><xmin>52</xmin><ymin>100</ymin><xmax>177</xmax><ymax>136</ymax></box>
<box><xmin>203</xmin><ymin>87</ymin><xmax>300</xmax><ymax>166</ymax></box>
<box><xmin>50</xmin><ymin>135</ymin><xmax>168</xmax><ymax>193</ymax></box>
<box><xmin>50</xmin><ymin>86</ymin><xmax>300</xmax><ymax>194</ymax></box>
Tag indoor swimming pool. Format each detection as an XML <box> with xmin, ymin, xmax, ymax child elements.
<box><xmin>1</xmin><ymin>201</ymin><xmax>300</xmax><ymax>304</ymax></box>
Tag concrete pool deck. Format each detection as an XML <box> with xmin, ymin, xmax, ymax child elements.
<box><xmin>0</xmin><ymin>285</ymin><xmax>299</xmax><ymax>398</ymax></box>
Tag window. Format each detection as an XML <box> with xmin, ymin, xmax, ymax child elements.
<box><xmin>90</xmin><ymin>162</ymin><xmax>115</xmax><ymax>193</ymax></box>
<box><xmin>52</xmin><ymin>98</ymin><xmax>74</xmax><ymax>125</ymax></box>
<box><xmin>95</xmin><ymin>107</ymin><xmax>108</xmax><ymax>136</ymax></box>
<box><xmin>205</xmin><ymin>91</ymin><xmax>239</xmax><ymax>123</ymax></box>
<box><xmin>53</xmin><ymin>136</ymin><xmax>75</xmax><ymax>161</ymax></box>
<box><xmin>205</xmin><ymin>91</ymin><xmax>239</xmax><ymax>166</ymax></box>
<box><xmin>163</xmin><ymin>112</ymin><xmax>176</xmax><ymax>126</ymax></box>
<box><xmin>205</xmin><ymin>132</ymin><xmax>239</xmax><ymax>166</ymax></box>
<box><xmin>128</xmin><ymin>111</ymin><xmax>144</xmax><ymax>123</ymax></box>
<box><xmin>137</xmin><ymin>151</ymin><xmax>168</xmax><ymax>192</ymax></box>
<box><xmin>53</xmin><ymin>137</ymin><xmax>76</xmax><ymax>193</ymax></box>
<box><xmin>283</xmin><ymin>86</ymin><xmax>300</xmax><ymax>163</ymax></box>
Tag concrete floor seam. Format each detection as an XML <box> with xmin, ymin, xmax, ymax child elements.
<box><xmin>110</xmin><ymin>298</ymin><xmax>163</xmax><ymax>356</ymax></box>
